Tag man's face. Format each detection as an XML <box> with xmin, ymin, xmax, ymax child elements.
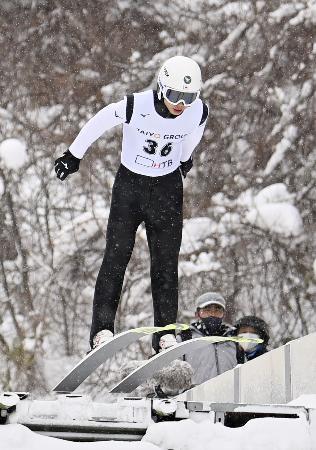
<box><xmin>163</xmin><ymin>98</ymin><xmax>188</xmax><ymax>116</ymax></box>
<box><xmin>196</xmin><ymin>304</ymin><xmax>225</xmax><ymax>320</ymax></box>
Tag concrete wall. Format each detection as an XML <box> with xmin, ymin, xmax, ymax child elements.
<box><xmin>290</xmin><ymin>333</ymin><xmax>316</xmax><ymax>400</ymax></box>
<box><xmin>177</xmin><ymin>333</ymin><xmax>316</xmax><ymax>404</ymax></box>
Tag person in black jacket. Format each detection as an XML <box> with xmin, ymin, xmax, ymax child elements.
<box><xmin>234</xmin><ymin>315</ymin><xmax>270</xmax><ymax>361</ymax></box>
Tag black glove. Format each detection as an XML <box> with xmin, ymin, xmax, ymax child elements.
<box><xmin>180</xmin><ymin>157</ymin><xmax>193</xmax><ymax>178</ymax></box>
<box><xmin>54</xmin><ymin>150</ymin><xmax>80</xmax><ymax>181</ymax></box>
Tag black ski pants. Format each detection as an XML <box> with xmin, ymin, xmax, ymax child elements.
<box><xmin>90</xmin><ymin>164</ymin><xmax>183</xmax><ymax>349</ymax></box>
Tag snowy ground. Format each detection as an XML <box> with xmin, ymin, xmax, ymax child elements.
<box><xmin>1</xmin><ymin>412</ymin><xmax>314</xmax><ymax>450</ymax></box>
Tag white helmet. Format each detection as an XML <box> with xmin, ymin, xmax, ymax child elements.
<box><xmin>157</xmin><ymin>55</ymin><xmax>202</xmax><ymax>105</ymax></box>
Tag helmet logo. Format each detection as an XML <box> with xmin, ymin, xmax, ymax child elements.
<box><xmin>164</xmin><ymin>67</ymin><xmax>169</xmax><ymax>77</ymax></box>
<box><xmin>184</xmin><ymin>75</ymin><xmax>191</xmax><ymax>84</ymax></box>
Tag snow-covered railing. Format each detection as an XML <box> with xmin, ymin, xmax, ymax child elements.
<box><xmin>2</xmin><ymin>392</ymin><xmax>314</xmax><ymax>444</ymax></box>
<box><xmin>178</xmin><ymin>332</ymin><xmax>316</xmax><ymax>404</ymax></box>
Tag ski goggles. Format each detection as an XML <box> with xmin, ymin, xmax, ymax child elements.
<box><xmin>161</xmin><ymin>85</ymin><xmax>200</xmax><ymax>106</ymax></box>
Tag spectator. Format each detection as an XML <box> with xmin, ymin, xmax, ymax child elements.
<box><xmin>234</xmin><ymin>315</ymin><xmax>269</xmax><ymax>361</ymax></box>
<box><xmin>177</xmin><ymin>292</ymin><xmax>244</xmax><ymax>385</ymax></box>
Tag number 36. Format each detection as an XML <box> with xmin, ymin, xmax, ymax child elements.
<box><xmin>143</xmin><ymin>140</ymin><xmax>172</xmax><ymax>157</ymax></box>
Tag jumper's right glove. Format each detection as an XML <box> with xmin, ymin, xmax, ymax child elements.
<box><xmin>54</xmin><ymin>150</ymin><xmax>80</xmax><ymax>181</ymax></box>
<box><xmin>180</xmin><ymin>156</ymin><xmax>193</xmax><ymax>178</ymax></box>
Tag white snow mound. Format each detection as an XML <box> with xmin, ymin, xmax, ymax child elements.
<box><xmin>246</xmin><ymin>183</ymin><xmax>303</xmax><ymax>236</ymax></box>
<box><xmin>1</xmin><ymin>424</ymin><xmax>158</xmax><ymax>449</ymax></box>
<box><xmin>246</xmin><ymin>203</ymin><xmax>303</xmax><ymax>237</ymax></box>
<box><xmin>0</xmin><ymin>138</ymin><xmax>28</xmax><ymax>170</ymax></box>
<box><xmin>143</xmin><ymin>416</ymin><xmax>311</xmax><ymax>450</ymax></box>
<box><xmin>254</xmin><ymin>183</ymin><xmax>294</xmax><ymax>206</ymax></box>
<box><xmin>181</xmin><ymin>217</ymin><xmax>216</xmax><ymax>254</ymax></box>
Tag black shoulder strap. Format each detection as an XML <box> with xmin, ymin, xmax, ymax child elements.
<box><xmin>125</xmin><ymin>94</ymin><xmax>134</xmax><ymax>124</ymax></box>
<box><xmin>180</xmin><ymin>328</ymin><xmax>193</xmax><ymax>341</ymax></box>
<box><xmin>199</xmin><ymin>102</ymin><xmax>209</xmax><ymax>126</ymax></box>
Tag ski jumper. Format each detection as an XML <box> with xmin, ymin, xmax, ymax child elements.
<box><xmin>68</xmin><ymin>90</ymin><xmax>208</xmax><ymax>350</ymax></box>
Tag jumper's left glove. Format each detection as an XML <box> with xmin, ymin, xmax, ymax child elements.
<box><xmin>180</xmin><ymin>157</ymin><xmax>193</xmax><ymax>178</ymax></box>
<box><xmin>54</xmin><ymin>150</ymin><xmax>80</xmax><ymax>181</ymax></box>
